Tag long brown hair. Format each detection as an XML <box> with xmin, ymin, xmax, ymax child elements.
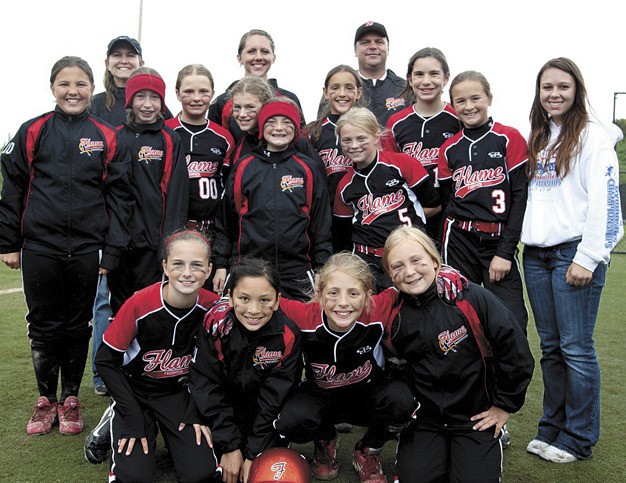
<box><xmin>304</xmin><ymin>65</ymin><xmax>365</xmax><ymax>142</ymax></box>
<box><xmin>527</xmin><ymin>57</ymin><xmax>588</xmax><ymax>179</ymax></box>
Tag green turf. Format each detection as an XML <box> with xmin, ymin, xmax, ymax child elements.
<box><xmin>0</xmin><ymin>259</ymin><xmax>625</xmax><ymax>482</ymax></box>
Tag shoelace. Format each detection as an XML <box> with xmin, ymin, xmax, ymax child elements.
<box><xmin>31</xmin><ymin>405</ymin><xmax>54</xmax><ymax>423</ymax></box>
<box><xmin>61</xmin><ymin>401</ymin><xmax>81</xmax><ymax>420</ymax></box>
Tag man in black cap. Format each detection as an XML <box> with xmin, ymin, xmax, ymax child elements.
<box><xmin>353</xmin><ymin>21</ymin><xmax>407</xmax><ymax>126</ymax></box>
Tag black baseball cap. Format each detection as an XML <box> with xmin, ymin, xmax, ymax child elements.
<box><xmin>107</xmin><ymin>36</ymin><xmax>142</xmax><ymax>56</ymax></box>
<box><xmin>354</xmin><ymin>21</ymin><xmax>389</xmax><ymax>44</ymax></box>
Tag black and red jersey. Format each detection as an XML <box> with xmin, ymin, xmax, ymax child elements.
<box><xmin>165</xmin><ymin>117</ymin><xmax>234</xmax><ymax>224</ymax></box>
<box><xmin>188</xmin><ymin>300</ymin><xmax>302</xmax><ymax>460</ymax></box>
<box><xmin>334</xmin><ymin>150</ymin><xmax>439</xmax><ymax>248</ymax></box>
<box><xmin>213</xmin><ymin>145</ymin><xmax>332</xmax><ymax>272</ymax></box>
<box><xmin>116</xmin><ymin>119</ymin><xmax>189</xmax><ymax>249</ymax></box>
<box><xmin>310</xmin><ymin>114</ymin><xmax>353</xmax><ymax>204</ymax></box>
<box><xmin>0</xmin><ymin>107</ymin><xmax>132</xmax><ymax>269</ymax></box>
<box><xmin>280</xmin><ymin>288</ymin><xmax>397</xmax><ymax>393</ymax></box>
<box><xmin>96</xmin><ymin>281</ymin><xmax>219</xmax><ymax>396</ymax></box>
<box><xmin>385</xmin><ymin>103</ymin><xmax>460</xmax><ymax>184</ymax></box>
<box><xmin>437</xmin><ymin>118</ymin><xmax>528</xmax><ymax>256</ymax></box>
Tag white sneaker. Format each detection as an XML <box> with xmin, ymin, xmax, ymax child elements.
<box><xmin>539</xmin><ymin>445</ymin><xmax>577</xmax><ymax>463</ymax></box>
<box><xmin>526</xmin><ymin>439</ymin><xmax>550</xmax><ymax>456</ymax></box>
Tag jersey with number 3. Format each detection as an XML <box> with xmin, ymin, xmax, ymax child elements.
<box><xmin>437</xmin><ymin>119</ymin><xmax>527</xmax><ymax>224</ymax></box>
<box><xmin>334</xmin><ymin>150</ymin><xmax>439</xmax><ymax>248</ymax></box>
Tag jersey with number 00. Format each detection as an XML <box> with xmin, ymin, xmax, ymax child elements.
<box><xmin>384</xmin><ymin>103</ymin><xmax>459</xmax><ymax>186</ymax></box>
<box><xmin>165</xmin><ymin>117</ymin><xmax>235</xmax><ymax>223</ymax></box>
<box><xmin>437</xmin><ymin>120</ymin><xmax>527</xmax><ymax>223</ymax></box>
<box><xmin>334</xmin><ymin>150</ymin><xmax>439</xmax><ymax>248</ymax></box>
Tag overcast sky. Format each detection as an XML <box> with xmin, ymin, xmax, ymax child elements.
<box><xmin>1</xmin><ymin>0</ymin><xmax>625</xmax><ymax>143</ymax></box>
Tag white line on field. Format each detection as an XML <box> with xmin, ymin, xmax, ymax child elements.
<box><xmin>0</xmin><ymin>287</ymin><xmax>23</xmax><ymax>295</ymax></box>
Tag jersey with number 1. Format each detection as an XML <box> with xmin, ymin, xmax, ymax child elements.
<box><xmin>437</xmin><ymin>119</ymin><xmax>527</xmax><ymax>224</ymax></box>
<box><xmin>165</xmin><ymin>117</ymin><xmax>235</xmax><ymax>223</ymax></box>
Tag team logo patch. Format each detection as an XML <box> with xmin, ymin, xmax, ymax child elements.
<box><xmin>452</xmin><ymin>165</ymin><xmax>505</xmax><ymax>198</ymax></box>
<box><xmin>385</xmin><ymin>179</ymin><xmax>400</xmax><ymax>187</ymax></box>
<box><xmin>443</xmin><ymin>132</ymin><xmax>455</xmax><ymax>139</ymax></box>
<box><xmin>385</xmin><ymin>97</ymin><xmax>406</xmax><ymax>110</ymax></box>
<box><xmin>210</xmin><ymin>147</ymin><xmax>223</xmax><ymax>155</ymax></box>
<box><xmin>438</xmin><ymin>325</ymin><xmax>468</xmax><ymax>354</ymax></box>
<box><xmin>253</xmin><ymin>346</ymin><xmax>283</xmax><ymax>368</ymax></box>
<box><xmin>142</xmin><ymin>349</ymin><xmax>192</xmax><ymax>378</ymax></box>
<box><xmin>280</xmin><ymin>175</ymin><xmax>304</xmax><ymax>192</ymax></box>
<box><xmin>356</xmin><ymin>345</ymin><xmax>372</xmax><ymax>354</ymax></box>
<box><xmin>78</xmin><ymin>138</ymin><xmax>104</xmax><ymax>156</ymax></box>
<box><xmin>310</xmin><ymin>360</ymin><xmax>372</xmax><ymax>388</ymax></box>
<box><xmin>488</xmin><ymin>152</ymin><xmax>503</xmax><ymax>158</ymax></box>
<box><xmin>138</xmin><ymin>146</ymin><xmax>164</xmax><ymax>164</ymax></box>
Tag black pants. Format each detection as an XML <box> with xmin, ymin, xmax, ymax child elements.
<box><xmin>441</xmin><ymin>224</ymin><xmax>528</xmax><ymax>332</ymax></box>
<box><xmin>110</xmin><ymin>389</ymin><xmax>218</xmax><ymax>483</ymax></box>
<box><xmin>22</xmin><ymin>249</ymin><xmax>99</xmax><ymax>401</ymax></box>
<box><xmin>275</xmin><ymin>380</ymin><xmax>416</xmax><ymax>449</ymax></box>
<box><xmin>396</xmin><ymin>417</ymin><xmax>503</xmax><ymax>483</ymax></box>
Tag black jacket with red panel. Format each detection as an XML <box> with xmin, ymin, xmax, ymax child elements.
<box><xmin>213</xmin><ymin>145</ymin><xmax>332</xmax><ymax>274</ymax></box>
<box><xmin>116</xmin><ymin>119</ymin><xmax>189</xmax><ymax>250</ymax></box>
<box><xmin>0</xmin><ymin>106</ymin><xmax>133</xmax><ymax>269</ymax></box>
<box><xmin>187</xmin><ymin>300</ymin><xmax>302</xmax><ymax>460</ymax></box>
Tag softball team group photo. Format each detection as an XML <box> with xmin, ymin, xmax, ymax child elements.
<box><xmin>0</xmin><ymin>19</ymin><xmax>623</xmax><ymax>483</ymax></box>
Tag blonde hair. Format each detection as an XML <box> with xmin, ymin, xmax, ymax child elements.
<box><xmin>383</xmin><ymin>226</ymin><xmax>441</xmax><ymax>275</ymax></box>
<box><xmin>313</xmin><ymin>252</ymin><xmax>374</xmax><ymax>314</ymax></box>
<box><xmin>335</xmin><ymin>107</ymin><xmax>384</xmax><ymax>147</ymax></box>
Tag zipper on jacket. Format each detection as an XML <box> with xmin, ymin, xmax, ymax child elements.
<box><xmin>273</xmin><ymin>163</ymin><xmax>279</xmax><ymax>269</ymax></box>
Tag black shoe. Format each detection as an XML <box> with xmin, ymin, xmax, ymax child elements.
<box><xmin>501</xmin><ymin>424</ymin><xmax>511</xmax><ymax>449</ymax></box>
<box><xmin>84</xmin><ymin>405</ymin><xmax>113</xmax><ymax>464</ymax></box>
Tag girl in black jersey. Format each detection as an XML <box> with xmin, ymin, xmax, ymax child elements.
<box><xmin>334</xmin><ymin>107</ymin><xmax>440</xmax><ymax>291</ymax></box>
<box><xmin>165</xmin><ymin>64</ymin><xmax>235</xmax><ymax>236</ymax></box>
<box><xmin>96</xmin><ymin>230</ymin><xmax>220</xmax><ymax>483</ymax></box>
<box><xmin>276</xmin><ymin>252</ymin><xmax>416</xmax><ymax>482</ymax></box>
<box><xmin>188</xmin><ymin>258</ymin><xmax>302</xmax><ymax>483</ymax></box>
<box><xmin>384</xmin><ymin>48</ymin><xmax>460</xmax><ymax>242</ymax></box>
<box><xmin>304</xmin><ymin>65</ymin><xmax>365</xmax><ymax>252</ymax></box>
<box><xmin>437</xmin><ymin>71</ymin><xmax>528</xmax><ymax>330</ymax></box>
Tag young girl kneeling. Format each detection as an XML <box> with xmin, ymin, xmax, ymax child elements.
<box><xmin>187</xmin><ymin>258</ymin><xmax>303</xmax><ymax>483</ymax></box>
<box><xmin>95</xmin><ymin>230</ymin><xmax>220</xmax><ymax>482</ymax></box>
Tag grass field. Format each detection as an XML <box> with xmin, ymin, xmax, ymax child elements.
<box><xmin>0</xmin><ymin>259</ymin><xmax>625</xmax><ymax>483</ymax></box>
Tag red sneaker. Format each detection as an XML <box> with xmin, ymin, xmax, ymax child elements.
<box><xmin>311</xmin><ymin>433</ymin><xmax>340</xmax><ymax>480</ymax></box>
<box><xmin>58</xmin><ymin>396</ymin><xmax>83</xmax><ymax>435</ymax></box>
<box><xmin>353</xmin><ymin>447</ymin><xmax>387</xmax><ymax>483</ymax></box>
<box><xmin>26</xmin><ymin>396</ymin><xmax>58</xmax><ymax>435</ymax></box>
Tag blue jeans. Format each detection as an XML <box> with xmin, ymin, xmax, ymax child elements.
<box><xmin>523</xmin><ymin>241</ymin><xmax>606</xmax><ymax>459</ymax></box>
<box><xmin>91</xmin><ymin>275</ymin><xmax>112</xmax><ymax>387</ymax></box>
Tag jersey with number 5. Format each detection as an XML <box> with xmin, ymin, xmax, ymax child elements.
<box><xmin>334</xmin><ymin>150</ymin><xmax>440</xmax><ymax>248</ymax></box>
<box><xmin>437</xmin><ymin>119</ymin><xmax>527</xmax><ymax>224</ymax></box>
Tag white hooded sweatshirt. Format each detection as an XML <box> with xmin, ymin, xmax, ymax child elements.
<box><xmin>521</xmin><ymin>118</ymin><xmax>624</xmax><ymax>271</ymax></box>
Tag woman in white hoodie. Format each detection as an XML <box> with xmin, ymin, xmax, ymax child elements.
<box><xmin>522</xmin><ymin>57</ymin><xmax>623</xmax><ymax>464</ymax></box>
